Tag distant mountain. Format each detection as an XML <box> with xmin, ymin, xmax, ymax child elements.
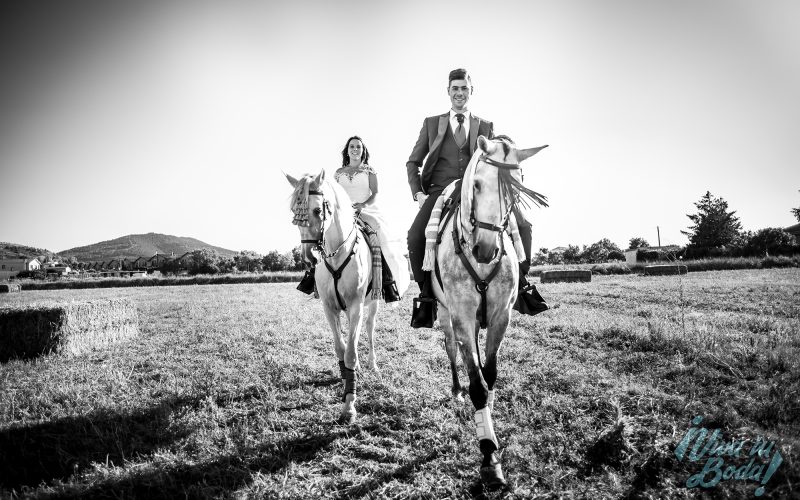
<box><xmin>0</xmin><ymin>242</ymin><xmax>58</xmax><ymax>261</ymax></box>
<box><xmin>58</xmin><ymin>233</ymin><xmax>239</xmax><ymax>262</ymax></box>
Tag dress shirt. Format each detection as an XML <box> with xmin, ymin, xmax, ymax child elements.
<box><xmin>449</xmin><ymin>109</ymin><xmax>471</xmax><ymax>140</ymax></box>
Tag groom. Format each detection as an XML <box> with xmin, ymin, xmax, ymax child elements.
<box><xmin>406</xmin><ymin>68</ymin><xmax>547</xmax><ymax>327</ymax></box>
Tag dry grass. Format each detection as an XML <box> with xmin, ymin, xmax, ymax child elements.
<box><xmin>0</xmin><ymin>269</ymin><xmax>798</xmax><ymax>498</ymax></box>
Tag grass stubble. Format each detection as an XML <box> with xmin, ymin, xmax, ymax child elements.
<box><xmin>0</xmin><ymin>269</ymin><xmax>797</xmax><ymax>499</ymax></box>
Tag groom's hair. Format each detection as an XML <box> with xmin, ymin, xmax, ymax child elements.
<box><xmin>448</xmin><ymin>68</ymin><xmax>472</xmax><ymax>86</ymax></box>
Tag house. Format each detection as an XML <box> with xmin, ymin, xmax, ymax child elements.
<box><xmin>175</xmin><ymin>252</ymin><xmax>194</xmax><ymax>269</ymax></box>
<box><xmin>147</xmin><ymin>253</ymin><xmax>171</xmax><ymax>269</ymax></box>
<box><xmin>132</xmin><ymin>256</ymin><xmax>149</xmax><ymax>270</ymax></box>
<box><xmin>550</xmin><ymin>247</ymin><xmax>568</xmax><ymax>255</ymax></box>
<box><xmin>45</xmin><ymin>265</ymin><xmax>72</xmax><ymax>276</ymax></box>
<box><xmin>786</xmin><ymin>223</ymin><xmax>800</xmax><ymax>239</ymax></box>
<box><xmin>0</xmin><ymin>258</ymin><xmax>41</xmax><ymax>280</ymax></box>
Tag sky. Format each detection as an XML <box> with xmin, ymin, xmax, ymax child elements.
<box><xmin>1</xmin><ymin>0</ymin><xmax>798</xmax><ymax>256</ymax></box>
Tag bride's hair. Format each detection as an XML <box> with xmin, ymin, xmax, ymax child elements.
<box><xmin>341</xmin><ymin>135</ymin><xmax>370</xmax><ymax>167</ymax></box>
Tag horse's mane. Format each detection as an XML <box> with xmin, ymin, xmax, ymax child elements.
<box><xmin>289</xmin><ymin>172</ymin><xmax>354</xmax><ymax>222</ymax></box>
<box><xmin>460</xmin><ymin>136</ymin><xmax>548</xmax><ymax>225</ymax></box>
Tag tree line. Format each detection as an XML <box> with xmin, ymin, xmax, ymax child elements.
<box><xmin>530</xmin><ymin>190</ymin><xmax>800</xmax><ymax>265</ymax></box>
<box><xmin>204</xmin><ymin>190</ymin><xmax>800</xmax><ymax>272</ymax></box>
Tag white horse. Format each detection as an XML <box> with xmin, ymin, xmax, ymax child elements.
<box><xmin>430</xmin><ymin>135</ymin><xmax>547</xmax><ymax>489</ymax></box>
<box><xmin>285</xmin><ymin>170</ymin><xmax>379</xmax><ymax>424</ymax></box>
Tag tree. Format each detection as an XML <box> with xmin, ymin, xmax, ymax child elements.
<box><xmin>628</xmin><ymin>237</ymin><xmax>649</xmax><ymax>250</ymax></box>
<box><xmin>745</xmin><ymin>228</ymin><xmax>797</xmax><ymax>256</ymax></box>
<box><xmin>189</xmin><ymin>248</ymin><xmax>220</xmax><ymax>275</ymax></box>
<box><xmin>580</xmin><ymin>238</ymin><xmax>623</xmax><ymax>263</ymax></box>
<box><xmin>290</xmin><ymin>246</ymin><xmax>306</xmax><ymax>271</ymax></box>
<box><xmin>234</xmin><ymin>250</ymin><xmax>263</xmax><ymax>273</ymax></box>
<box><xmin>532</xmin><ymin>247</ymin><xmax>549</xmax><ymax>266</ymax></box>
<box><xmin>792</xmin><ymin>190</ymin><xmax>800</xmax><ymax>222</ymax></box>
<box><xmin>262</xmin><ymin>250</ymin><xmax>292</xmax><ymax>271</ymax></box>
<box><xmin>562</xmin><ymin>245</ymin><xmax>581</xmax><ymax>263</ymax></box>
<box><xmin>682</xmin><ymin>191</ymin><xmax>742</xmax><ymax>249</ymax></box>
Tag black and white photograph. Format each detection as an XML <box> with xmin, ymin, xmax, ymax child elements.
<box><xmin>1</xmin><ymin>1</ymin><xmax>798</xmax><ymax>498</ymax></box>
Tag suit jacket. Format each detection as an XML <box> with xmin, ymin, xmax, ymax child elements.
<box><xmin>406</xmin><ymin>112</ymin><xmax>494</xmax><ymax>196</ymax></box>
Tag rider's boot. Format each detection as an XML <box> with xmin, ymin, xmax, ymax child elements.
<box><xmin>411</xmin><ymin>272</ymin><xmax>437</xmax><ymax>328</ymax></box>
<box><xmin>513</xmin><ymin>268</ymin><xmax>548</xmax><ymax>316</ymax></box>
<box><xmin>381</xmin><ymin>255</ymin><xmax>400</xmax><ymax>303</ymax></box>
<box><xmin>297</xmin><ymin>267</ymin><xmax>316</xmax><ymax>295</ymax></box>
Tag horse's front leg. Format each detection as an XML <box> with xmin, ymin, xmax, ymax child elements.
<box><xmin>438</xmin><ymin>305</ymin><xmax>463</xmax><ymax>401</ymax></box>
<box><xmin>323</xmin><ymin>306</ymin><xmax>347</xmax><ymax>366</ymax></box>
<box><xmin>338</xmin><ymin>302</ymin><xmax>365</xmax><ymax>424</ymax></box>
<box><xmin>364</xmin><ymin>299</ymin><xmax>379</xmax><ymax>371</ymax></box>
<box><xmin>452</xmin><ymin>315</ymin><xmax>506</xmax><ymax>490</ymax></box>
<box><xmin>483</xmin><ymin>307</ymin><xmax>510</xmax><ymax>412</ymax></box>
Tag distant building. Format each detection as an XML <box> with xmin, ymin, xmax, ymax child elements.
<box><xmin>45</xmin><ymin>265</ymin><xmax>72</xmax><ymax>276</ymax></box>
<box><xmin>624</xmin><ymin>245</ymin><xmax>682</xmax><ymax>265</ymax></box>
<box><xmin>550</xmin><ymin>247</ymin><xmax>568</xmax><ymax>255</ymax></box>
<box><xmin>786</xmin><ymin>223</ymin><xmax>800</xmax><ymax>239</ymax></box>
<box><xmin>0</xmin><ymin>258</ymin><xmax>41</xmax><ymax>280</ymax></box>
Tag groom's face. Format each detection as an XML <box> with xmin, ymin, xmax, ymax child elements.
<box><xmin>448</xmin><ymin>79</ymin><xmax>471</xmax><ymax>112</ymax></box>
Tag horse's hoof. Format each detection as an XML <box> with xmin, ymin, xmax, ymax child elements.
<box><xmin>338</xmin><ymin>410</ymin><xmax>357</xmax><ymax>425</ymax></box>
<box><xmin>480</xmin><ymin>463</ymin><xmax>506</xmax><ymax>490</ymax></box>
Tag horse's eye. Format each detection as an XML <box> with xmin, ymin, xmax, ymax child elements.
<box><xmin>474</xmin><ymin>181</ymin><xmax>481</xmax><ymax>192</ymax></box>
<box><xmin>313</xmin><ymin>208</ymin><xmax>322</xmax><ymax>216</ymax></box>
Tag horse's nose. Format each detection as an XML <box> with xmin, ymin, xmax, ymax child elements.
<box><xmin>472</xmin><ymin>244</ymin><xmax>499</xmax><ymax>264</ymax></box>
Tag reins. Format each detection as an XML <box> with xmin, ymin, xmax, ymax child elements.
<box><xmin>452</xmin><ymin>204</ymin><xmax>506</xmax><ymax>329</ymax></box>
<box><xmin>300</xmin><ymin>189</ymin><xmax>360</xmax><ymax>311</ymax></box>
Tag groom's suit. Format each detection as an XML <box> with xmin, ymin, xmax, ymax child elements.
<box><xmin>406</xmin><ymin>112</ymin><xmax>498</xmax><ymax>284</ymax></box>
<box><xmin>406</xmin><ymin>112</ymin><xmax>494</xmax><ymax>197</ymax></box>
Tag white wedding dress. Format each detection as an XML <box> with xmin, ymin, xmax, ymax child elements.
<box><xmin>335</xmin><ymin>165</ymin><xmax>410</xmax><ymax>299</ymax></box>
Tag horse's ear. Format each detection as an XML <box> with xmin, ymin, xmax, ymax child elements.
<box><xmin>478</xmin><ymin>135</ymin><xmax>496</xmax><ymax>154</ymax></box>
<box><xmin>284</xmin><ymin>171</ymin><xmax>300</xmax><ymax>188</ymax></box>
<box><xmin>313</xmin><ymin>169</ymin><xmax>325</xmax><ymax>186</ymax></box>
<box><xmin>517</xmin><ymin>145</ymin><xmax>549</xmax><ymax>162</ymax></box>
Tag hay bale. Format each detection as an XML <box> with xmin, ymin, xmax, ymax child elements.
<box><xmin>0</xmin><ymin>299</ymin><xmax>138</xmax><ymax>361</ymax></box>
<box><xmin>643</xmin><ymin>264</ymin><xmax>688</xmax><ymax>276</ymax></box>
<box><xmin>0</xmin><ymin>283</ymin><xmax>22</xmax><ymax>293</ymax></box>
<box><xmin>540</xmin><ymin>269</ymin><xmax>592</xmax><ymax>283</ymax></box>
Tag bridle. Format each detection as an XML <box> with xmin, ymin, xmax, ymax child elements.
<box><xmin>465</xmin><ymin>154</ymin><xmax>520</xmax><ymax>237</ymax></box>
<box><xmin>450</xmin><ymin>153</ymin><xmax>523</xmax><ymax>329</ymax></box>
<box><xmin>297</xmin><ymin>189</ymin><xmax>359</xmax><ymax>310</ymax></box>
<box><xmin>299</xmin><ymin>190</ymin><xmax>355</xmax><ymax>260</ymax></box>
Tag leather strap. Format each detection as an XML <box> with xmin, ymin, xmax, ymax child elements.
<box><xmin>452</xmin><ymin>206</ymin><xmax>505</xmax><ymax>329</ymax></box>
<box><xmin>323</xmin><ymin>234</ymin><xmax>358</xmax><ymax>311</ymax></box>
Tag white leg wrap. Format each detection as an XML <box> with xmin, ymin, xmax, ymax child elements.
<box><xmin>474</xmin><ymin>407</ymin><xmax>498</xmax><ymax>447</ymax></box>
<box><xmin>487</xmin><ymin>390</ymin><xmax>495</xmax><ymax>411</ymax></box>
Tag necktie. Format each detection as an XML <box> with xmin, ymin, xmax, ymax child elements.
<box><xmin>455</xmin><ymin>113</ymin><xmax>466</xmax><ymax>147</ymax></box>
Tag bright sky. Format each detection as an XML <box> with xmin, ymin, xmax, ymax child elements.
<box><xmin>1</xmin><ymin>0</ymin><xmax>798</xmax><ymax>255</ymax></box>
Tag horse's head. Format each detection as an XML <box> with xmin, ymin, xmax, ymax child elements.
<box><xmin>461</xmin><ymin>135</ymin><xmax>549</xmax><ymax>263</ymax></box>
<box><xmin>285</xmin><ymin>169</ymin><xmax>353</xmax><ymax>265</ymax></box>
<box><xmin>285</xmin><ymin>170</ymin><xmax>330</xmax><ymax>266</ymax></box>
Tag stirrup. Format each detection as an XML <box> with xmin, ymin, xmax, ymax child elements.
<box><xmin>520</xmin><ymin>281</ymin><xmax>545</xmax><ymax>302</ymax></box>
<box><xmin>296</xmin><ymin>269</ymin><xmax>315</xmax><ymax>295</ymax></box>
<box><xmin>411</xmin><ymin>296</ymin><xmax>437</xmax><ymax>328</ymax></box>
<box><xmin>383</xmin><ymin>281</ymin><xmax>400</xmax><ymax>303</ymax></box>
<box><xmin>513</xmin><ymin>286</ymin><xmax>548</xmax><ymax>316</ymax></box>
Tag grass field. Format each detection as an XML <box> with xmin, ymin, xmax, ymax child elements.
<box><xmin>1</xmin><ymin>269</ymin><xmax>798</xmax><ymax>499</ymax></box>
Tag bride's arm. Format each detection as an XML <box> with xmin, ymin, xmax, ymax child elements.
<box><xmin>353</xmin><ymin>169</ymin><xmax>379</xmax><ymax>209</ymax></box>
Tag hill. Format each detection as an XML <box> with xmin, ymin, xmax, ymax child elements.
<box><xmin>0</xmin><ymin>242</ymin><xmax>58</xmax><ymax>261</ymax></box>
<box><xmin>57</xmin><ymin>233</ymin><xmax>239</xmax><ymax>262</ymax></box>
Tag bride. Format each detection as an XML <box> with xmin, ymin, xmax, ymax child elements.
<box><xmin>296</xmin><ymin>135</ymin><xmax>410</xmax><ymax>302</ymax></box>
